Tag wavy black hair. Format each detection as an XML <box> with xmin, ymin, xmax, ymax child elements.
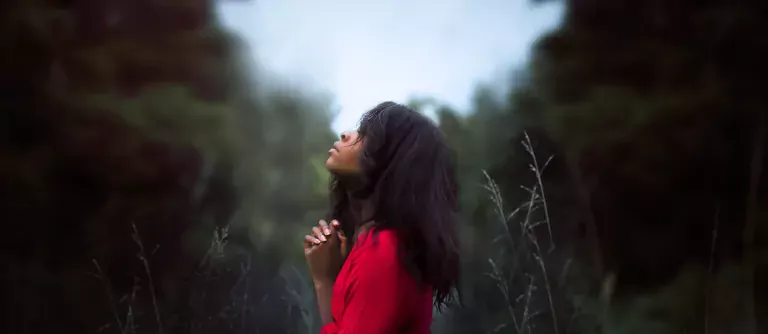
<box><xmin>328</xmin><ymin>101</ymin><xmax>461</xmax><ymax>310</ymax></box>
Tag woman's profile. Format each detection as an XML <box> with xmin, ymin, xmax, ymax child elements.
<box><xmin>303</xmin><ymin>101</ymin><xmax>461</xmax><ymax>334</ymax></box>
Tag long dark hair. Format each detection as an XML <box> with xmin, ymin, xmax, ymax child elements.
<box><xmin>328</xmin><ymin>101</ymin><xmax>461</xmax><ymax>310</ymax></box>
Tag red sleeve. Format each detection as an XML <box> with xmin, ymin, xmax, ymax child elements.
<box><xmin>320</xmin><ymin>233</ymin><xmax>410</xmax><ymax>334</ymax></box>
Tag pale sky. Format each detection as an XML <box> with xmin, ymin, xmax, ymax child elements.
<box><xmin>217</xmin><ymin>0</ymin><xmax>563</xmax><ymax>134</ymax></box>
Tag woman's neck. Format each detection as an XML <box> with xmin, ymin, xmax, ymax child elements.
<box><xmin>347</xmin><ymin>196</ymin><xmax>375</xmax><ymax>241</ymax></box>
<box><xmin>354</xmin><ymin>221</ymin><xmax>375</xmax><ymax>242</ymax></box>
<box><xmin>334</xmin><ymin>172</ymin><xmax>376</xmax><ymax>241</ymax></box>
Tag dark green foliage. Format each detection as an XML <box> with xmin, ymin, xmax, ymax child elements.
<box><xmin>1</xmin><ymin>1</ymin><xmax>334</xmax><ymax>333</ymax></box>
<box><xmin>430</xmin><ymin>0</ymin><xmax>768</xmax><ymax>333</ymax></box>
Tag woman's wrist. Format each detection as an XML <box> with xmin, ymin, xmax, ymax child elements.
<box><xmin>313</xmin><ymin>277</ymin><xmax>334</xmax><ymax>290</ymax></box>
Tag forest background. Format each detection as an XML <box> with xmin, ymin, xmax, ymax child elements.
<box><xmin>1</xmin><ymin>0</ymin><xmax>766</xmax><ymax>333</ymax></box>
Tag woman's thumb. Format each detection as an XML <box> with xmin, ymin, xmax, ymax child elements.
<box><xmin>332</xmin><ymin>220</ymin><xmax>349</xmax><ymax>256</ymax></box>
<box><xmin>337</xmin><ymin>231</ymin><xmax>348</xmax><ymax>243</ymax></box>
<box><xmin>338</xmin><ymin>231</ymin><xmax>349</xmax><ymax>257</ymax></box>
<box><xmin>331</xmin><ymin>220</ymin><xmax>347</xmax><ymax>242</ymax></box>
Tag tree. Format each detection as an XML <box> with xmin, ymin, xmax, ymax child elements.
<box><xmin>0</xmin><ymin>1</ymin><xmax>336</xmax><ymax>333</ymax></box>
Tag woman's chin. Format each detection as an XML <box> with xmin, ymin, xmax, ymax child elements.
<box><xmin>325</xmin><ymin>161</ymin><xmax>347</xmax><ymax>175</ymax></box>
<box><xmin>326</xmin><ymin>165</ymin><xmax>349</xmax><ymax>175</ymax></box>
<box><xmin>324</xmin><ymin>158</ymin><xmax>336</xmax><ymax>171</ymax></box>
<box><xmin>326</xmin><ymin>165</ymin><xmax>361</xmax><ymax>177</ymax></box>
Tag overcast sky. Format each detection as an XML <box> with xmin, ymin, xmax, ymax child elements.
<box><xmin>217</xmin><ymin>0</ymin><xmax>563</xmax><ymax>133</ymax></box>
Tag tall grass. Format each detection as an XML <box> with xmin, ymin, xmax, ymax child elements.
<box><xmin>477</xmin><ymin>134</ymin><xmax>750</xmax><ymax>334</ymax></box>
<box><xmin>90</xmin><ymin>223</ymin><xmax>265</xmax><ymax>334</ymax></box>
<box><xmin>481</xmin><ymin>132</ymin><xmax>565</xmax><ymax>334</ymax></box>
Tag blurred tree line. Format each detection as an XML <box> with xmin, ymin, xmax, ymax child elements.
<box><xmin>1</xmin><ymin>0</ymin><xmax>766</xmax><ymax>334</ymax></box>
<box><xmin>429</xmin><ymin>1</ymin><xmax>768</xmax><ymax>333</ymax></box>
<box><xmin>1</xmin><ymin>0</ymin><xmax>334</xmax><ymax>333</ymax></box>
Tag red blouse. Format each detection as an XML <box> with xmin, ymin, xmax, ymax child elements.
<box><xmin>320</xmin><ymin>228</ymin><xmax>433</xmax><ymax>334</ymax></box>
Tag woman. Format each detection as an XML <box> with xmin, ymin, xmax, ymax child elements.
<box><xmin>303</xmin><ymin>101</ymin><xmax>461</xmax><ymax>334</ymax></box>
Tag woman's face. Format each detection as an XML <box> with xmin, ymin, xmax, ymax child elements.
<box><xmin>325</xmin><ymin>130</ymin><xmax>363</xmax><ymax>174</ymax></box>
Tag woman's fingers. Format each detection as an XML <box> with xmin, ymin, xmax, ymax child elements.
<box><xmin>305</xmin><ymin>220</ymin><xmax>341</xmax><ymax>253</ymax></box>
<box><xmin>318</xmin><ymin>220</ymin><xmax>331</xmax><ymax>236</ymax></box>
<box><xmin>304</xmin><ymin>234</ymin><xmax>321</xmax><ymax>249</ymax></box>
<box><xmin>312</xmin><ymin>226</ymin><xmax>326</xmax><ymax>242</ymax></box>
<box><xmin>320</xmin><ymin>219</ymin><xmax>339</xmax><ymax>245</ymax></box>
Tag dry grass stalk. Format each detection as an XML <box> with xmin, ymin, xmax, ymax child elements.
<box><xmin>482</xmin><ymin>133</ymin><xmax>559</xmax><ymax>334</ymax></box>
